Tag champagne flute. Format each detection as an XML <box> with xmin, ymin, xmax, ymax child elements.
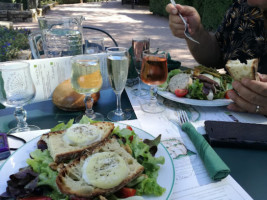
<box><xmin>131</xmin><ymin>37</ymin><xmax>150</xmax><ymax>96</ymax></box>
<box><xmin>71</xmin><ymin>54</ymin><xmax>104</xmax><ymax>121</ymax></box>
<box><xmin>140</xmin><ymin>49</ymin><xmax>168</xmax><ymax>113</ymax></box>
<box><xmin>107</xmin><ymin>47</ymin><xmax>131</xmax><ymax>121</ymax></box>
<box><xmin>0</xmin><ymin>61</ymin><xmax>40</xmax><ymax>133</ymax></box>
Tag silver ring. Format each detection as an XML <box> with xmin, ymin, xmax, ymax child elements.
<box><xmin>256</xmin><ymin>105</ymin><xmax>260</xmax><ymax>113</ymax></box>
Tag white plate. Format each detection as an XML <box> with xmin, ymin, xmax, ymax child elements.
<box><xmin>158</xmin><ymin>90</ymin><xmax>232</xmax><ymax>107</ymax></box>
<box><xmin>0</xmin><ymin>123</ymin><xmax>175</xmax><ymax>200</ymax></box>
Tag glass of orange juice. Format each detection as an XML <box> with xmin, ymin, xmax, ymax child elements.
<box><xmin>71</xmin><ymin>54</ymin><xmax>104</xmax><ymax>121</ymax></box>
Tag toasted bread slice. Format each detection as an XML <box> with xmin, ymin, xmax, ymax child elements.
<box><xmin>39</xmin><ymin>122</ymin><xmax>114</xmax><ymax>163</ymax></box>
<box><xmin>225</xmin><ymin>59</ymin><xmax>259</xmax><ymax>81</ymax></box>
<box><xmin>168</xmin><ymin>73</ymin><xmax>192</xmax><ymax>93</ymax></box>
<box><xmin>56</xmin><ymin>138</ymin><xmax>144</xmax><ymax>199</ymax></box>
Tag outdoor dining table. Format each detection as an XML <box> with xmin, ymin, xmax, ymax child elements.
<box><xmin>0</xmin><ymin>87</ymin><xmax>267</xmax><ymax>200</ymax></box>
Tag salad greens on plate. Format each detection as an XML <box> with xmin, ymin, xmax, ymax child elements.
<box><xmin>1</xmin><ymin>116</ymin><xmax>166</xmax><ymax>200</ymax></box>
<box><xmin>159</xmin><ymin>65</ymin><xmax>233</xmax><ymax>101</ymax></box>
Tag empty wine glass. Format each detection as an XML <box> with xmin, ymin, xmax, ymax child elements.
<box><xmin>107</xmin><ymin>47</ymin><xmax>131</xmax><ymax>121</ymax></box>
<box><xmin>71</xmin><ymin>54</ymin><xmax>104</xmax><ymax>121</ymax></box>
<box><xmin>131</xmin><ymin>37</ymin><xmax>150</xmax><ymax>96</ymax></box>
<box><xmin>0</xmin><ymin>61</ymin><xmax>40</xmax><ymax>133</ymax></box>
<box><xmin>140</xmin><ymin>49</ymin><xmax>168</xmax><ymax>113</ymax></box>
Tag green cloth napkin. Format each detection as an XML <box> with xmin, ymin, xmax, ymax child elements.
<box><xmin>128</xmin><ymin>47</ymin><xmax>181</xmax><ymax>79</ymax></box>
<box><xmin>182</xmin><ymin>122</ymin><xmax>230</xmax><ymax>181</ymax></box>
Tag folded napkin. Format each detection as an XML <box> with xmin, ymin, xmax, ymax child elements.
<box><xmin>182</xmin><ymin>122</ymin><xmax>230</xmax><ymax>181</ymax></box>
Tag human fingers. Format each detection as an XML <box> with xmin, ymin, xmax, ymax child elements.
<box><xmin>227</xmin><ymin>103</ymin><xmax>247</xmax><ymax>112</ymax></box>
<box><xmin>240</xmin><ymin>78</ymin><xmax>267</xmax><ymax>97</ymax></box>
<box><xmin>169</xmin><ymin>17</ymin><xmax>186</xmax><ymax>38</ymax></box>
<box><xmin>258</xmin><ymin>73</ymin><xmax>267</xmax><ymax>82</ymax></box>
<box><xmin>166</xmin><ymin>3</ymin><xmax>178</xmax><ymax>15</ymax></box>
<box><xmin>226</xmin><ymin>89</ymin><xmax>260</xmax><ymax>113</ymax></box>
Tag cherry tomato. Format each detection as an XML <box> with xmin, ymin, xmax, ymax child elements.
<box><xmin>116</xmin><ymin>187</ymin><xmax>136</xmax><ymax>198</ymax></box>
<box><xmin>175</xmin><ymin>89</ymin><xmax>188</xmax><ymax>97</ymax></box>
<box><xmin>129</xmin><ymin>135</ymin><xmax>134</xmax><ymax>142</ymax></box>
<box><xmin>225</xmin><ymin>89</ymin><xmax>234</xmax><ymax>99</ymax></box>
<box><xmin>126</xmin><ymin>125</ymin><xmax>133</xmax><ymax>131</ymax></box>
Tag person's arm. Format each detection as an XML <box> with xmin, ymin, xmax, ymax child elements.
<box><xmin>166</xmin><ymin>3</ymin><xmax>224</xmax><ymax>68</ymax></box>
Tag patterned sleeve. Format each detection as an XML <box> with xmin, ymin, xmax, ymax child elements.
<box><xmin>215</xmin><ymin>1</ymin><xmax>239</xmax><ymax>54</ymax></box>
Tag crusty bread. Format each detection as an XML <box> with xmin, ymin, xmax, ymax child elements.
<box><xmin>225</xmin><ymin>59</ymin><xmax>259</xmax><ymax>81</ymax></box>
<box><xmin>168</xmin><ymin>73</ymin><xmax>192</xmax><ymax>93</ymax></box>
<box><xmin>56</xmin><ymin>138</ymin><xmax>144</xmax><ymax>199</ymax></box>
<box><xmin>39</xmin><ymin>122</ymin><xmax>114</xmax><ymax>163</ymax></box>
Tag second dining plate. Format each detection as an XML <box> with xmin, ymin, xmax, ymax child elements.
<box><xmin>0</xmin><ymin>123</ymin><xmax>175</xmax><ymax>200</ymax></box>
<box><xmin>158</xmin><ymin>90</ymin><xmax>232</xmax><ymax>107</ymax></box>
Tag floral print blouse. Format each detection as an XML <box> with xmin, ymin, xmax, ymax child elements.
<box><xmin>215</xmin><ymin>0</ymin><xmax>267</xmax><ymax>74</ymax></box>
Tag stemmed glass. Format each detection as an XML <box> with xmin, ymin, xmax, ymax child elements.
<box><xmin>140</xmin><ymin>49</ymin><xmax>168</xmax><ymax>113</ymax></box>
<box><xmin>0</xmin><ymin>62</ymin><xmax>40</xmax><ymax>133</ymax></box>
<box><xmin>107</xmin><ymin>47</ymin><xmax>131</xmax><ymax>121</ymax></box>
<box><xmin>131</xmin><ymin>37</ymin><xmax>150</xmax><ymax>96</ymax></box>
<box><xmin>71</xmin><ymin>54</ymin><xmax>104</xmax><ymax>121</ymax></box>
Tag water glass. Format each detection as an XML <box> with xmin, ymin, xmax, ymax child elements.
<box><xmin>85</xmin><ymin>37</ymin><xmax>105</xmax><ymax>54</ymax></box>
<box><xmin>140</xmin><ymin>49</ymin><xmax>168</xmax><ymax>113</ymax></box>
<box><xmin>107</xmin><ymin>47</ymin><xmax>131</xmax><ymax>121</ymax></box>
<box><xmin>71</xmin><ymin>54</ymin><xmax>104</xmax><ymax>121</ymax></box>
<box><xmin>131</xmin><ymin>37</ymin><xmax>150</xmax><ymax>96</ymax></box>
<box><xmin>0</xmin><ymin>62</ymin><xmax>40</xmax><ymax>133</ymax></box>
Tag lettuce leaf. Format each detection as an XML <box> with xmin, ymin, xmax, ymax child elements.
<box><xmin>112</xmin><ymin>127</ymin><xmax>165</xmax><ymax>196</ymax></box>
<box><xmin>26</xmin><ymin>149</ymin><xmax>67</xmax><ymax>199</ymax></box>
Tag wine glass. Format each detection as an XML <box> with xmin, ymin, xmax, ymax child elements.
<box><xmin>131</xmin><ymin>37</ymin><xmax>150</xmax><ymax>96</ymax></box>
<box><xmin>70</xmin><ymin>54</ymin><xmax>104</xmax><ymax>121</ymax></box>
<box><xmin>140</xmin><ymin>48</ymin><xmax>168</xmax><ymax>113</ymax></box>
<box><xmin>84</xmin><ymin>37</ymin><xmax>105</xmax><ymax>54</ymax></box>
<box><xmin>0</xmin><ymin>61</ymin><xmax>40</xmax><ymax>133</ymax></box>
<box><xmin>106</xmin><ymin>47</ymin><xmax>131</xmax><ymax>121</ymax></box>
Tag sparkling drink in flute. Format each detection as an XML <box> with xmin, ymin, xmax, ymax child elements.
<box><xmin>131</xmin><ymin>37</ymin><xmax>150</xmax><ymax>96</ymax></box>
<box><xmin>71</xmin><ymin>54</ymin><xmax>104</xmax><ymax>121</ymax></box>
<box><xmin>0</xmin><ymin>61</ymin><xmax>40</xmax><ymax>133</ymax></box>
<box><xmin>107</xmin><ymin>47</ymin><xmax>131</xmax><ymax>121</ymax></box>
<box><xmin>140</xmin><ymin>49</ymin><xmax>168</xmax><ymax>113</ymax></box>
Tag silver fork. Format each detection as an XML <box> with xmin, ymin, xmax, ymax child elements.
<box><xmin>170</xmin><ymin>0</ymin><xmax>200</xmax><ymax>44</ymax></box>
<box><xmin>170</xmin><ymin>109</ymin><xmax>190</xmax><ymax>127</ymax></box>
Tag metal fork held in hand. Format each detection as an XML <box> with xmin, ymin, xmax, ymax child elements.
<box><xmin>170</xmin><ymin>110</ymin><xmax>190</xmax><ymax>127</ymax></box>
<box><xmin>170</xmin><ymin>0</ymin><xmax>200</xmax><ymax>44</ymax></box>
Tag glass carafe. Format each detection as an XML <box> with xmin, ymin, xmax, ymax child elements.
<box><xmin>29</xmin><ymin>16</ymin><xmax>84</xmax><ymax>59</ymax></box>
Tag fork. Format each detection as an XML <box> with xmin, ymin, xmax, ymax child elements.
<box><xmin>170</xmin><ymin>0</ymin><xmax>200</xmax><ymax>44</ymax></box>
<box><xmin>170</xmin><ymin>109</ymin><xmax>190</xmax><ymax>127</ymax></box>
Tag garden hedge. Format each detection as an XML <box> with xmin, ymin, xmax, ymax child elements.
<box><xmin>149</xmin><ymin>0</ymin><xmax>233</xmax><ymax>31</ymax></box>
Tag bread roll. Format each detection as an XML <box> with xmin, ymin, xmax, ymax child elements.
<box><xmin>225</xmin><ymin>59</ymin><xmax>259</xmax><ymax>81</ymax></box>
<box><xmin>52</xmin><ymin>79</ymin><xmax>100</xmax><ymax>111</ymax></box>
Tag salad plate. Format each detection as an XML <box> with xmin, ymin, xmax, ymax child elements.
<box><xmin>0</xmin><ymin>123</ymin><xmax>175</xmax><ymax>200</ymax></box>
<box><xmin>158</xmin><ymin>90</ymin><xmax>232</xmax><ymax>107</ymax></box>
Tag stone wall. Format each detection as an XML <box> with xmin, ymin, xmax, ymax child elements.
<box><xmin>0</xmin><ymin>2</ymin><xmax>58</xmax><ymax>23</ymax></box>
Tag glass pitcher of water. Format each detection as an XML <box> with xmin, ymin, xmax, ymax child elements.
<box><xmin>29</xmin><ymin>16</ymin><xmax>84</xmax><ymax>59</ymax></box>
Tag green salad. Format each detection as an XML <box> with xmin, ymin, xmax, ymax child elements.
<box><xmin>159</xmin><ymin>66</ymin><xmax>233</xmax><ymax>100</ymax></box>
<box><xmin>1</xmin><ymin>116</ymin><xmax>165</xmax><ymax>200</ymax></box>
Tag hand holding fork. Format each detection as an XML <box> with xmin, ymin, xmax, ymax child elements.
<box><xmin>169</xmin><ymin>0</ymin><xmax>200</xmax><ymax>44</ymax></box>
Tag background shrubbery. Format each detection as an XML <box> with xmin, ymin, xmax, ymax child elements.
<box><xmin>0</xmin><ymin>26</ymin><xmax>31</xmax><ymax>62</ymax></box>
<box><xmin>149</xmin><ymin>0</ymin><xmax>233</xmax><ymax>31</ymax></box>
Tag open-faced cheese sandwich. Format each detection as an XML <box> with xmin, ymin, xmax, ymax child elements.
<box><xmin>56</xmin><ymin>137</ymin><xmax>144</xmax><ymax>199</ymax></box>
<box><xmin>38</xmin><ymin>122</ymin><xmax>114</xmax><ymax>163</ymax></box>
<box><xmin>225</xmin><ymin>58</ymin><xmax>259</xmax><ymax>81</ymax></box>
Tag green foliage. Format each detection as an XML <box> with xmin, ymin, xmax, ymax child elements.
<box><xmin>0</xmin><ymin>26</ymin><xmax>31</xmax><ymax>62</ymax></box>
<box><xmin>0</xmin><ymin>0</ymin><xmax>13</xmax><ymax>3</ymax></box>
<box><xmin>149</xmin><ymin>0</ymin><xmax>233</xmax><ymax>31</ymax></box>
